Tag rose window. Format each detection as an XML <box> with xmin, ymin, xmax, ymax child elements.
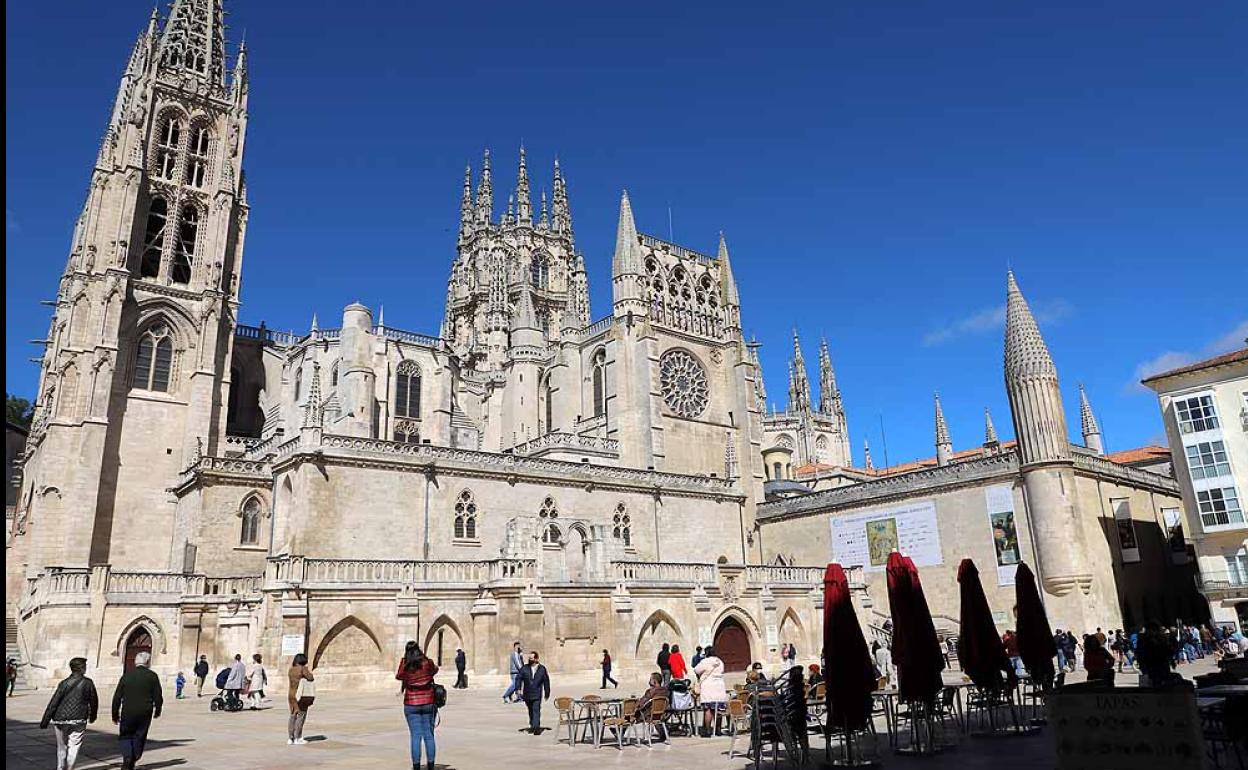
<box><xmin>659</xmin><ymin>350</ymin><xmax>709</xmax><ymax>418</ymax></box>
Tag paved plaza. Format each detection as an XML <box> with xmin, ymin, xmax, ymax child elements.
<box><xmin>4</xmin><ymin>660</ymin><xmax>1222</xmax><ymax>770</ymax></box>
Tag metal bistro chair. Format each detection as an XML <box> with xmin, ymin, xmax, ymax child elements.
<box><xmin>578</xmin><ymin>694</ymin><xmax>603</xmax><ymax>742</ymax></box>
<box><xmin>599</xmin><ymin>697</ymin><xmax>639</xmax><ymax>750</ymax></box>
<box><xmin>638</xmin><ymin>695</ymin><xmax>669</xmax><ymax>748</ymax></box>
<box><xmin>727</xmin><ymin>698</ymin><xmax>753</xmax><ymax>759</ymax></box>
<box><xmin>554</xmin><ymin>696</ymin><xmax>589</xmax><ymax>747</ymax></box>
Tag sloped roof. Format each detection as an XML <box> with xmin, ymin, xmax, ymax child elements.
<box><xmin>1141</xmin><ymin>347</ymin><xmax>1248</xmax><ymax>384</ymax></box>
<box><xmin>1104</xmin><ymin>445</ymin><xmax>1171</xmax><ymax>466</ymax></box>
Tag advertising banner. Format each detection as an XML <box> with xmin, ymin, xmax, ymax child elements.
<box><xmin>829</xmin><ymin>499</ymin><xmax>942</xmax><ymax>571</ymax></box>
<box><xmin>985</xmin><ymin>485</ymin><xmax>1020</xmax><ymax>586</ymax></box>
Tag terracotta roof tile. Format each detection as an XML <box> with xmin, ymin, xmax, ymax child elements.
<box><xmin>1141</xmin><ymin>347</ymin><xmax>1248</xmax><ymax>384</ymax></box>
<box><xmin>1104</xmin><ymin>445</ymin><xmax>1171</xmax><ymax>466</ymax></box>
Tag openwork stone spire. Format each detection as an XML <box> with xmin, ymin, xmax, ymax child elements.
<box><xmin>303</xmin><ymin>362</ymin><xmax>323</xmax><ymax>429</ymax></box>
<box><xmin>1004</xmin><ymin>271</ymin><xmax>1072</xmax><ymax>465</ymax></box>
<box><xmin>789</xmin><ymin>331</ymin><xmax>812</xmax><ymax>415</ymax></box>
<box><xmin>818</xmin><ymin>338</ymin><xmax>841</xmax><ymax>416</ymax></box>
<box><xmin>515</xmin><ymin>146</ymin><xmax>532</xmax><ymax>225</ymax></box>
<box><xmin>1079</xmin><ymin>384</ymin><xmax>1104</xmax><ymax>455</ymax></box>
<box><xmin>984</xmin><ymin>407</ymin><xmax>1000</xmax><ymax>449</ymax></box>
<box><xmin>724</xmin><ymin>432</ymin><xmax>739</xmax><ymax>480</ymax></box>
<box><xmin>551</xmin><ymin>157</ymin><xmax>572</xmax><ymax>235</ymax></box>
<box><xmin>863</xmin><ymin>437</ymin><xmax>874</xmax><ymax>470</ymax></box>
<box><xmin>935</xmin><ymin>392</ymin><xmax>953</xmax><ymax>466</ymax></box>
<box><xmin>747</xmin><ymin>337</ymin><xmax>767</xmax><ymax>405</ymax></box>
<box><xmin>475</xmin><ymin>148</ymin><xmax>493</xmax><ymax>224</ymax></box>
<box><xmin>157</xmin><ymin>0</ymin><xmax>227</xmax><ymax>87</ymax></box>
<box><xmin>459</xmin><ymin>165</ymin><xmax>473</xmax><ymax>240</ymax></box>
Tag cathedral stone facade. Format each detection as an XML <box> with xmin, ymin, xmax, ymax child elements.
<box><xmin>7</xmin><ymin>0</ymin><xmax>1202</xmax><ymax>691</ymax></box>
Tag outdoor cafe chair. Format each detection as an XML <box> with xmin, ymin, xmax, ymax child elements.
<box><xmin>638</xmin><ymin>695</ymin><xmax>669</xmax><ymax>748</ymax></box>
<box><xmin>554</xmin><ymin>696</ymin><xmax>590</xmax><ymax>747</ymax></box>
<box><xmin>599</xmin><ymin>697</ymin><xmax>639</xmax><ymax>750</ymax></box>
<box><xmin>727</xmin><ymin>698</ymin><xmax>753</xmax><ymax>759</ymax></box>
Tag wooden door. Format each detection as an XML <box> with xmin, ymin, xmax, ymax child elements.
<box><xmin>124</xmin><ymin>629</ymin><xmax>153</xmax><ymax>673</ymax></box>
<box><xmin>714</xmin><ymin>617</ymin><xmax>751</xmax><ymax>673</ymax></box>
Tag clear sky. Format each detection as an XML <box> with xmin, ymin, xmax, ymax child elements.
<box><xmin>6</xmin><ymin>0</ymin><xmax>1246</xmax><ymax>467</ymax></box>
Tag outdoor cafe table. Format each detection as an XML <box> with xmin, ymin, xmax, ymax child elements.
<box><xmin>572</xmin><ymin>697</ymin><xmax>622</xmax><ymax>746</ymax></box>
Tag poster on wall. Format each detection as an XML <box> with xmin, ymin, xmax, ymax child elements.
<box><xmin>1113</xmin><ymin>499</ymin><xmax>1141</xmax><ymax>563</ymax></box>
<box><xmin>829</xmin><ymin>499</ymin><xmax>942</xmax><ymax>571</ymax></box>
<box><xmin>281</xmin><ymin>634</ymin><xmax>305</xmax><ymax>656</ymax></box>
<box><xmin>985</xmin><ymin>485</ymin><xmax>1020</xmax><ymax>586</ymax></box>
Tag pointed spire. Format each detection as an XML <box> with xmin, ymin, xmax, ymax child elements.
<box><xmin>515</xmin><ymin>145</ymin><xmax>532</xmax><ymax>224</ymax></box>
<box><xmin>539</xmin><ymin>190</ymin><xmax>549</xmax><ymax>229</ymax></box>
<box><xmin>475</xmin><ymin>148</ymin><xmax>493</xmax><ymax>224</ymax></box>
<box><xmin>863</xmin><ymin>437</ymin><xmax>874</xmax><ymax>470</ymax></box>
<box><xmin>147</xmin><ymin>6</ymin><xmax>160</xmax><ymax>38</ymax></box>
<box><xmin>1004</xmin><ymin>270</ymin><xmax>1057</xmax><ymax>380</ymax></box>
<box><xmin>230</xmin><ymin>39</ymin><xmax>248</xmax><ymax>105</ymax></box>
<box><xmin>458</xmin><ymin>165</ymin><xmax>473</xmax><ymax>239</ymax></box>
<box><xmin>935</xmin><ymin>392</ymin><xmax>953</xmax><ymax>466</ymax></box>
<box><xmin>551</xmin><ymin>156</ymin><xmax>572</xmax><ymax>235</ymax></box>
<box><xmin>717</xmin><ymin>232</ymin><xmax>740</xmax><ymax>307</ymax></box>
<box><xmin>747</xmin><ymin>336</ymin><xmax>767</xmax><ymax>404</ymax></box>
<box><xmin>157</xmin><ymin>0</ymin><xmax>228</xmax><ymax>87</ymax></box>
<box><xmin>613</xmin><ymin>190</ymin><xmax>641</xmax><ymax>276</ymax></box>
<box><xmin>302</xmin><ymin>362</ymin><xmax>324</xmax><ymax>429</ymax></box>
<box><xmin>310</xmin><ymin>313</ymin><xmax>319</xmax><ymax>333</ymax></box>
<box><xmin>790</xmin><ymin>330</ymin><xmax>812</xmax><ymax>414</ymax></box>
<box><xmin>1079</xmin><ymin>384</ymin><xmax>1104</xmax><ymax>455</ymax></box>
<box><xmin>984</xmin><ymin>407</ymin><xmax>1000</xmax><ymax>449</ymax></box>
<box><xmin>510</xmin><ymin>285</ymin><xmax>539</xmax><ymax>332</ymax></box>
<box><xmin>377</xmin><ymin>305</ymin><xmax>386</xmax><ymax>328</ymax></box>
<box><xmin>1003</xmin><ymin>271</ymin><xmax>1072</xmax><ymax>465</ymax></box>
<box><xmin>724</xmin><ymin>432</ymin><xmax>739</xmax><ymax>480</ymax></box>
<box><xmin>818</xmin><ymin>337</ymin><xmax>842</xmax><ymax>415</ymax></box>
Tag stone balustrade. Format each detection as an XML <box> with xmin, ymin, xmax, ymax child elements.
<box><xmin>107</xmin><ymin>571</ymin><xmax>190</xmax><ymax>594</ymax></box>
<box><xmin>612</xmin><ymin>561</ymin><xmax>718</xmax><ymax>585</ymax></box>
<box><xmin>275</xmin><ymin>557</ymin><xmax>537</xmax><ymax>588</ymax></box>
<box><xmin>46</xmin><ymin>567</ymin><xmax>93</xmax><ymax>595</ymax></box>
<box><xmin>512</xmin><ymin>432</ymin><xmax>620</xmax><ymax>458</ymax></box>
<box><xmin>581</xmin><ymin>315</ymin><xmax>614</xmax><ymax>338</ymax></box>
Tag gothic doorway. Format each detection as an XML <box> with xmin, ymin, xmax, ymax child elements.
<box><xmin>713</xmin><ymin>617</ymin><xmax>751</xmax><ymax>672</ymax></box>
<box><xmin>124</xmin><ymin>627</ymin><xmax>153</xmax><ymax>673</ymax></box>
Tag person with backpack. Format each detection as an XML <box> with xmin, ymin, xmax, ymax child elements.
<box><xmin>193</xmin><ymin>655</ymin><xmax>210</xmax><ymax>697</ymax></box>
<box><xmin>288</xmin><ymin>653</ymin><xmax>315</xmax><ymax>745</ymax></box>
<box><xmin>397</xmin><ymin>640</ymin><xmax>440</xmax><ymax>770</ymax></box>
<box><xmin>40</xmin><ymin>657</ymin><xmax>99</xmax><ymax>770</ymax></box>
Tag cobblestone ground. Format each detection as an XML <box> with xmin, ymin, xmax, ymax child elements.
<box><xmin>4</xmin><ymin>659</ymin><xmax>1221</xmax><ymax>770</ymax></box>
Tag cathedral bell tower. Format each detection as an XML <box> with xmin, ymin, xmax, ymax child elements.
<box><xmin>14</xmin><ymin>0</ymin><xmax>249</xmax><ymax>575</ymax></box>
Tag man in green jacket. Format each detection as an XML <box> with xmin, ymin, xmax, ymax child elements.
<box><xmin>111</xmin><ymin>652</ymin><xmax>163</xmax><ymax>770</ymax></box>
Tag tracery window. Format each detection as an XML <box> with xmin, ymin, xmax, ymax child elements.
<box><xmin>239</xmin><ymin>497</ymin><xmax>262</xmax><ymax>546</ymax></box>
<box><xmin>454</xmin><ymin>489</ymin><xmax>478</xmax><ymax>540</ymax></box>
<box><xmin>592</xmin><ymin>349</ymin><xmax>606</xmax><ymax>418</ymax></box>
<box><xmin>330</xmin><ymin>361</ymin><xmax>339</xmax><ymax>388</ymax></box>
<box><xmin>170</xmin><ymin>205</ymin><xmax>198</xmax><ymax>284</ymax></box>
<box><xmin>659</xmin><ymin>349</ymin><xmax>709</xmax><ymax>418</ymax></box>
<box><xmin>155</xmin><ymin>117</ymin><xmax>182</xmax><ymax>181</ymax></box>
<box><xmin>140</xmin><ymin>197</ymin><xmax>168</xmax><ymax>278</ymax></box>
<box><xmin>395</xmin><ymin>361</ymin><xmax>421</xmax><ymax>419</ymax></box>
<box><xmin>294</xmin><ymin>366</ymin><xmax>303</xmax><ymax>401</ymax></box>
<box><xmin>530</xmin><ymin>254</ymin><xmax>550</xmax><ymax>290</ymax></box>
<box><xmin>544</xmin><ymin>378</ymin><xmax>554</xmax><ymax>434</ymax></box>
<box><xmin>612</xmin><ymin>503</ymin><xmax>632</xmax><ymax>548</ymax></box>
<box><xmin>186</xmin><ymin>125</ymin><xmax>211</xmax><ymax>188</ymax></box>
<box><xmin>539</xmin><ymin>496</ymin><xmax>560</xmax><ymax>544</ymax></box>
<box><xmin>133</xmin><ymin>322</ymin><xmax>173</xmax><ymax>392</ymax></box>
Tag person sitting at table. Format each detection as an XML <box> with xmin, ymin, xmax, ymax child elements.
<box><xmin>1082</xmin><ymin>635</ymin><xmax>1115</xmax><ymax>684</ymax></box>
<box><xmin>806</xmin><ymin>664</ymin><xmax>824</xmax><ymax>696</ymax></box>
<box><xmin>636</xmin><ymin>672</ymin><xmax>668</xmax><ymax>740</ymax></box>
<box><xmin>746</xmin><ymin>662</ymin><xmax>769</xmax><ymax>685</ymax></box>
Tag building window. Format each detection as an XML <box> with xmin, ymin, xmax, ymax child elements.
<box><xmin>612</xmin><ymin>503</ymin><xmax>631</xmax><ymax>548</ymax></box>
<box><xmin>140</xmin><ymin>197</ymin><xmax>168</xmax><ymax>278</ymax></box>
<box><xmin>1226</xmin><ymin>549</ymin><xmax>1248</xmax><ymax>586</ymax></box>
<box><xmin>240</xmin><ymin>497</ymin><xmax>262</xmax><ymax>546</ymax></box>
<box><xmin>330</xmin><ymin>361</ymin><xmax>339</xmax><ymax>387</ymax></box>
<box><xmin>394</xmin><ymin>420</ymin><xmax>420</xmax><ymax>444</ymax></box>
<box><xmin>544</xmin><ymin>378</ymin><xmax>554</xmax><ymax>434</ymax></box>
<box><xmin>395</xmin><ymin>361</ymin><xmax>421</xmax><ymax>419</ymax></box>
<box><xmin>155</xmin><ymin>117</ymin><xmax>182</xmax><ymax>181</ymax></box>
<box><xmin>454</xmin><ymin>489</ymin><xmax>478</xmax><ymax>540</ymax></box>
<box><xmin>1196</xmin><ymin>487</ymin><xmax>1245</xmax><ymax>529</ymax></box>
<box><xmin>171</xmin><ymin>206</ymin><xmax>198</xmax><ymax>284</ymax></box>
<box><xmin>592</xmin><ymin>349</ymin><xmax>606</xmax><ymax>418</ymax></box>
<box><xmin>186</xmin><ymin>126</ymin><xmax>211</xmax><ymax>188</ymax></box>
<box><xmin>294</xmin><ymin>367</ymin><xmax>303</xmax><ymax>401</ymax></box>
<box><xmin>133</xmin><ymin>323</ymin><xmax>173</xmax><ymax>392</ymax></box>
<box><xmin>539</xmin><ymin>496</ymin><xmax>560</xmax><ymax>544</ymax></box>
<box><xmin>530</xmin><ymin>255</ymin><xmax>550</xmax><ymax>290</ymax></box>
<box><xmin>1176</xmin><ymin>394</ymin><xmax>1219</xmax><ymax>434</ymax></box>
<box><xmin>1185</xmin><ymin>440</ymin><xmax>1231</xmax><ymax>480</ymax></box>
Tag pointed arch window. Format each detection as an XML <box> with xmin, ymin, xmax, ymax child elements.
<box><xmin>592</xmin><ymin>349</ymin><xmax>606</xmax><ymax>418</ymax></box>
<box><xmin>395</xmin><ymin>361</ymin><xmax>421</xmax><ymax>419</ymax></box>
<box><xmin>530</xmin><ymin>255</ymin><xmax>550</xmax><ymax>290</ymax></box>
<box><xmin>294</xmin><ymin>366</ymin><xmax>303</xmax><ymax>402</ymax></box>
<box><xmin>171</xmin><ymin>206</ymin><xmax>198</xmax><ymax>285</ymax></box>
<box><xmin>186</xmin><ymin>126</ymin><xmax>211</xmax><ymax>188</ymax></box>
<box><xmin>454</xmin><ymin>489</ymin><xmax>478</xmax><ymax>540</ymax></box>
<box><xmin>330</xmin><ymin>361</ymin><xmax>339</xmax><ymax>388</ymax></box>
<box><xmin>140</xmin><ymin>197</ymin><xmax>168</xmax><ymax>278</ymax></box>
<box><xmin>133</xmin><ymin>322</ymin><xmax>174</xmax><ymax>392</ymax></box>
<box><xmin>539</xmin><ymin>496</ymin><xmax>560</xmax><ymax>544</ymax></box>
<box><xmin>59</xmin><ymin>365</ymin><xmax>80</xmax><ymax>420</ymax></box>
<box><xmin>156</xmin><ymin>117</ymin><xmax>182</xmax><ymax>181</ymax></box>
<box><xmin>544</xmin><ymin>378</ymin><xmax>554</xmax><ymax>434</ymax></box>
<box><xmin>239</xmin><ymin>496</ymin><xmax>262</xmax><ymax>546</ymax></box>
<box><xmin>612</xmin><ymin>503</ymin><xmax>632</xmax><ymax>548</ymax></box>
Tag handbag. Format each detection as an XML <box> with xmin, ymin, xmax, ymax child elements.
<box><xmin>295</xmin><ymin>677</ymin><xmax>316</xmax><ymax>700</ymax></box>
<box><xmin>433</xmin><ymin>683</ymin><xmax>448</xmax><ymax>708</ymax></box>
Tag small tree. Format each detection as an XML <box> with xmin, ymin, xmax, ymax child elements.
<box><xmin>6</xmin><ymin>394</ymin><xmax>33</xmax><ymax>427</ymax></box>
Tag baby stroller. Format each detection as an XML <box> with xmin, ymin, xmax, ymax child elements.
<box><xmin>666</xmin><ymin>678</ymin><xmax>696</xmax><ymax>736</ymax></box>
<box><xmin>210</xmin><ymin>668</ymin><xmax>244</xmax><ymax>712</ymax></box>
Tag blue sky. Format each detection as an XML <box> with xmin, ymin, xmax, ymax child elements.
<box><xmin>6</xmin><ymin>0</ymin><xmax>1246</xmax><ymax>467</ymax></box>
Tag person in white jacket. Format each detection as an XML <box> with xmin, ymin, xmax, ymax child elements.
<box><xmin>245</xmin><ymin>654</ymin><xmax>267</xmax><ymax>710</ymax></box>
<box><xmin>871</xmin><ymin>641</ymin><xmax>894</xmax><ymax>687</ymax></box>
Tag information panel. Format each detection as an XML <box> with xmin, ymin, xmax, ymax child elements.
<box><xmin>985</xmin><ymin>485</ymin><xmax>1020</xmax><ymax>586</ymax></box>
<box><xmin>829</xmin><ymin>499</ymin><xmax>942</xmax><ymax>572</ymax></box>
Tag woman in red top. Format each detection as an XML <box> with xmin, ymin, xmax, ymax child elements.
<box><xmin>396</xmin><ymin>641</ymin><xmax>439</xmax><ymax>770</ymax></box>
<box><xmin>669</xmin><ymin>644</ymin><xmax>688</xmax><ymax>680</ymax></box>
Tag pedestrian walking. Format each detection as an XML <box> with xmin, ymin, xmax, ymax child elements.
<box><xmin>175</xmin><ymin>671</ymin><xmax>186</xmax><ymax>699</ymax></box>
<box><xmin>397</xmin><ymin>640</ymin><xmax>439</xmax><ymax>770</ymax></box>
<box><xmin>40</xmin><ymin>657</ymin><xmax>98</xmax><ymax>770</ymax></box>
<box><xmin>502</xmin><ymin>641</ymin><xmax>523</xmax><ymax>703</ymax></box>
<box><xmin>454</xmin><ymin>647</ymin><xmax>468</xmax><ymax>689</ymax></box>
<box><xmin>657</xmin><ymin>642</ymin><xmax>672</xmax><ymax>685</ymax></box>
<box><xmin>691</xmin><ymin>646</ymin><xmax>705</xmax><ymax>669</ymax></box>
<box><xmin>518</xmin><ymin>651</ymin><xmax>551</xmax><ymax>734</ymax></box>
<box><xmin>669</xmin><ymin>644</ymin><xmax>688</xmax><ymax>680</ymax></box>
<box><xmin>288</xmin><ymin>653</ymin><xmax>315</xmax><ymax>745</ymax></box>
<box><xmin>246</xmin><ymin>653</ymin><xmax>267</xmax><ymax>709</ymax></box>
<box><xmin>193</xmin><ymin>655</ymin><xmax>210</xmax><ymax>697</ymax></box>
<box><xmin>224</xmin><ymin>654</ymin><xmax>247</xmax><ymax>704</ymax></box>
<box><xmin>693</xmin><ymin>646</ymin><xmax>727</xmax><ymax>737</ymax></box>
<box><xmin>787</xmin><ymin>642</ymin><xmax>798</xmax><ymax>666</ymax></box>
<box><xmin>111</xmin><ymin>651</ymin><xmax>162</xmax><ymax>770</ymax></box>
<box><xmin>601</xmin><ymin>649</ymin><xmax>619</xmax><ymax>688</ymax></box>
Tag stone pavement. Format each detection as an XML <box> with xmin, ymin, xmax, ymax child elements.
<box><xmin>4</xmin><ymin>660</ymin><xmax>1221</xmax><ymax>770</ymax></box>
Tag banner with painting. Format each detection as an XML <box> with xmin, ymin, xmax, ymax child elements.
<box><xmin>1113</xmin><ymin>499</ymin><xmax>1141</xmax><ymax>563</ymax></box>
<box><xmin>985</xmin><ymin>485</ymin><xmax>1020</xmax><ymax>586</ymax></box>
<box><xmin>829</xmin><ymin>499</ymin><xmax>942</xmax><ymax>572</ymax></box>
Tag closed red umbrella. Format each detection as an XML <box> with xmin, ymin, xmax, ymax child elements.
<box><xmin>823</xmin><ymin>563</ymin><xmax>875</xmax><ymax>732</ymax></box>
<box><xmin>1013</xmin><ymin>562</ymin><xmax>1056</xmax><ymax>689</ymax></box>
<box><xmin>886</xmin><ymin>552</ymin><xmax>944</xmax><ymax>703</ymax></box>
<box><xmin>956</xmin><ymin>558</ymin><xmax>1013</xmax><ymax>693</ymax></box>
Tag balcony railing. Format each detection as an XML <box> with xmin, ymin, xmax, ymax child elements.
<box><xmin>1198</xmin><ymin>570</ymin><xmax>1248</xmax><ymax>596</ymax></box>
<box><xmin>276</xmin><ymin>557</ymin><xmax>537</xmax><ymax>588</ymax></box>
<box><xmin>613</xmin><ymin>561</ymin><xmax>718</xmax><ymax>586</ymax></box>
